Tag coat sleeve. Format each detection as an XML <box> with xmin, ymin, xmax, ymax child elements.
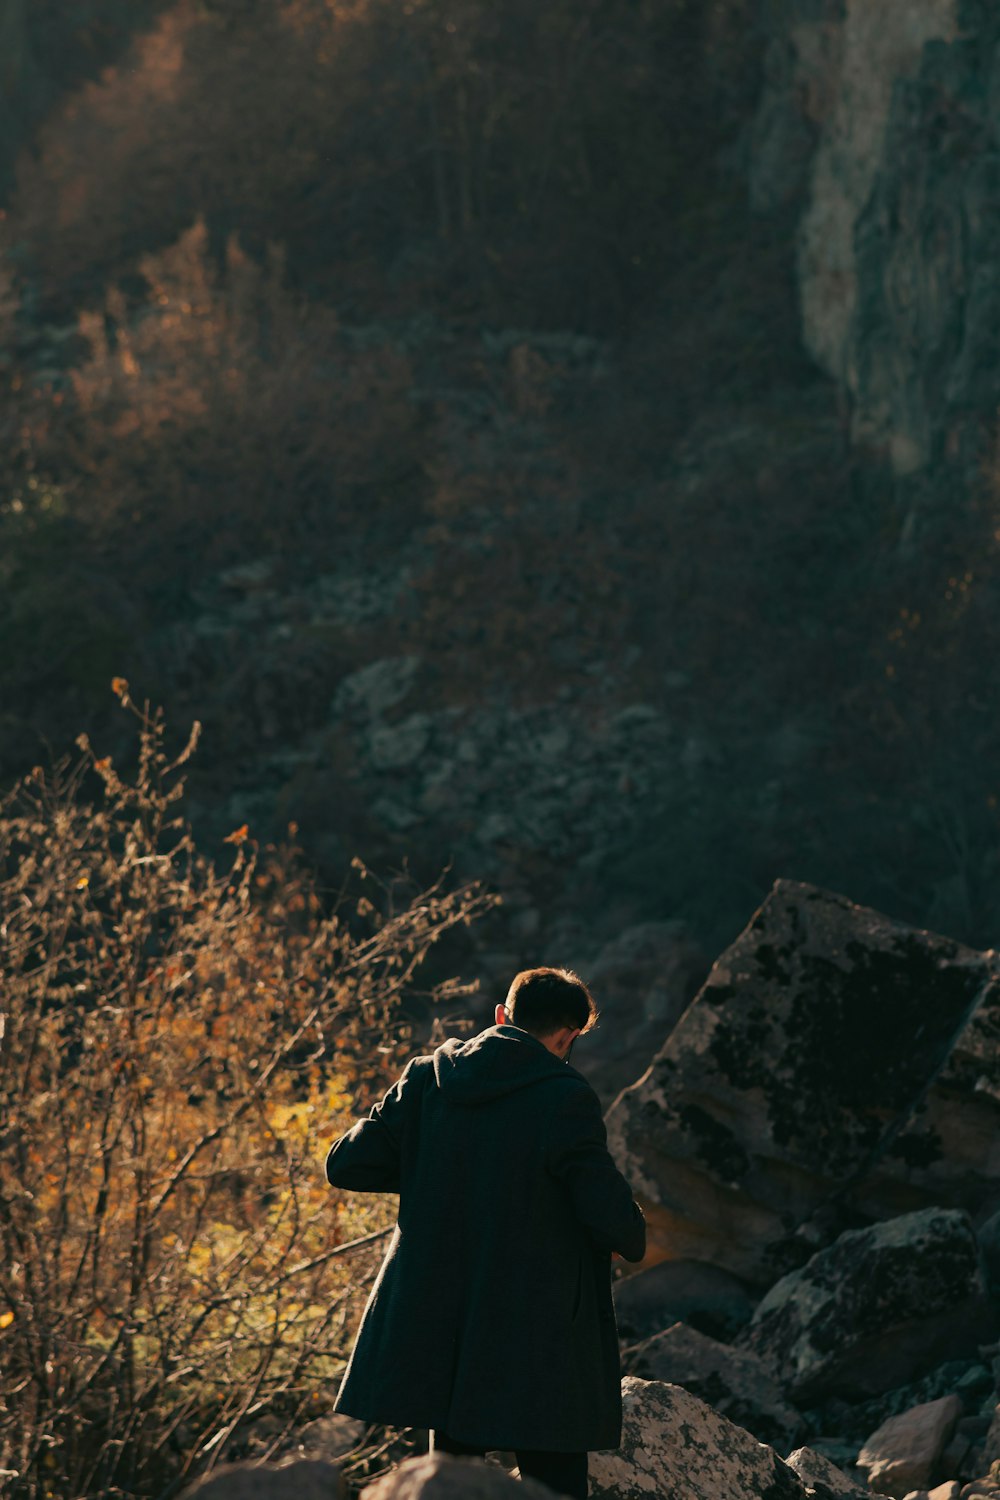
<box><xmin>325</xmin><ymin>1060</ymin><xmax>415</xmax><ymax>1193</ymax></box>
<box><xmin>545</xmin><ymin>1082</ymin><xmax>646</xmax><ymax>1262</ymax></box>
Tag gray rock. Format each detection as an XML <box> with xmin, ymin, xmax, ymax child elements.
<box><xmin>310</xmin><ymin>568</ymin><xmax>411</xmax><ymax>628</ymax></box>
<box><xmin>940</xmin><ymin>1436</ymin><xmax>972</xmax><ymax>1482</ymax></box>
<box><xmin>612</xmin><ymin>1257</ymin><xmax>755</xmax><ymax>1343</ymax></box>
<box><xmin>786</xmin><ymin>1447</ymin><xmax>867</xmax><ymax>1500</ymax></box>
<box><xmin>803</xmin><ymin>1356</ymin><xmax>985</xmax><ymax>1458</ymax></box>
<box><xmin>747</xmin><ymin>27</ymin><xmax>826</xmax><ymax>214</ymax></box>
<box><xmin>370</xmin><ymin>714</ymin><xmax>432</xmax><ymax>771</ymax></box>
<box><xmin>859</xmin><ymin>977</ymin><xmax>1000</xmax><ymax>1224</ymax></box>
<box><xmin>604</xmin><ymin>881</ymin><xmax>995</xmax><ymax>1284</ymax></box>
<box><xmin>289</xmin><ymin>1414</ymin><xmax>367</xmax><ymax>1462</ymax></box>
<box><xmin>621</xmin><ymin>1321</ymin><xmax>804</xmax><ymax>1448</ymax></box>
<box><xmin>359</xmin><ymin>1454</ymin><xmax>549</xmax><ymax>1499</ymax></box>
<box><xmin>218</xmin><ymin>558</ymin><xmax>277</xmax><ymax>592</ymax></box>
<box><xmin>588</xmin><ymin>1377</ymin><xmax>807</xmax><ymax>1500</ymax></box>
<box><xmin>341</xmin><ymin>694</ymin><xmax>677</xmax><ymax>873</ymax></box>
<box><xmin>180</xmin><ymin>1458</ymin><xmax>342</xmax><ymax>1500</ymax></box>
<box><xmin>958</xmin><ymin>1479</ymin><xmax>1000</xmax><ymax>1500</ymax></box>
<box><xmin>737</xmin><ymin>1209</ymin><xmax>993</xmax><ymax>1402</ymax></box>
<box><xmin>857</xmin><ymin>1395</ymin><xmax>963</xmax><ymax>1498</ymax></box>
<box><xmin>793</xmin><ymin>0</ymin><xmax>957</xmax><ymax>397</ymax></box>
<box><xmin>332</xmin><ymin>656</ymin><xmax>422</xmax><ymax>721</ymax></box>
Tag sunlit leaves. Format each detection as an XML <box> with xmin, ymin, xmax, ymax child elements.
<box><xmin>0</xmin><ymin>694</ymin><xmax>495</xmax><ymax>1498</ymax></box>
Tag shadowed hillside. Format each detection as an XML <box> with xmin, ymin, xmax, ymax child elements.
<box><xmin>3</xmin><ymin>0</ymin><xmax>1000</xmax><ymax>978</ymax></box>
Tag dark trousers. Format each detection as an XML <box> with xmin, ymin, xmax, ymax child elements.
<box><xmin>430</xmin><ymin>1428</ymin><xmax>588</xmax><ymax>1500</ymax></box>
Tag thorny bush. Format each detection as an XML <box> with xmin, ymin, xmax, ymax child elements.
<box><xmin>0</xmin><ymin>685</ymin><xmax>495</xmax><ymax>1499</ymax></box>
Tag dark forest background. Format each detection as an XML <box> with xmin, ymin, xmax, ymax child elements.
<box><xmin>3</xmin><ymin>0</ymin><xmax>1000</xmax><ymax>976</ymax></box>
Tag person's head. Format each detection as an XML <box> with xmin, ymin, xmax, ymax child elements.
<box><xmin>494</xmin><ymin>966</ymin><xmax>598</xmax><ymax>1062</ymax></box>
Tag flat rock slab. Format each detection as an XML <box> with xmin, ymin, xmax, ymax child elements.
<box><xmin>360</xmin><ymin>1455</ymin><xmax>550</xmax><ymax>1500</ymax></box>
<box><xmin>180</xmin><ymin>1459</ymin><xmax>342</xmax><ymax>1500</ymax></box>
<box><xmin>589</xmin><ymin>1376</ymin><xmax>807</xmax><ymax>1500</ymax></box>
<box><xmin>604</xmin><ymin>880</ymin><xmax>993</xmax><ymax>1284</ymax></box>
<box><xmin>858</xmin><ymin>1395</ymin><xmax>962</xmax><ymax>1497</ymax></box>
<box><xmin>623</xmin><ymin>1320</ymin><xmax>804</xmax><ymax>1447</ymax></box>
<box><xmin>737</xmin><ymin>1208</ymin><xmax>992</xmax><ymax>1401</ymax></box>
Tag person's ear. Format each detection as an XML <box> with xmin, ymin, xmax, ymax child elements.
<box><xmin>495</xmin><ymin>1003</ymin><xmax>507</xmax><ymax>1026</ymax></box>
<box><xmin>563</xmin><ymin>1027</ymin><xmax>581</xmax><ymax>1058</ymax></box>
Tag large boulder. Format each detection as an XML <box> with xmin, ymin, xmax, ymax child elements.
<box><xmin>588</xmin><ymin>1377</ymin><xmax>807</xmax><ymax>1500</ymax></box>
<box><xmin>622</xmin><ymin>1321</ymin><xmax>804</xmax><ymax>1448</ymax></box>
<box><xmin>856</xmin><ymin>1395</ymin><xmax>963</xmax><ymax>1497</ymax></box>
<box><xmin>360</xmin><ymin>1455</ymin><xmax>548</xmax><ymax>1500</ymax></box>
<box><xmin>612</xmin><ymin>1257</ymin><xmax>754</xmax><ymax>1342</ymax></box>
<box><xmin>605</xmin><ymin>881</ymin><xmax>996</xmax><ymax>1284</ymax></box>
<box><xmin>736</xmin><ymin>1208</ymin><xmax>994</xmax><ymax>1402</ymax></box>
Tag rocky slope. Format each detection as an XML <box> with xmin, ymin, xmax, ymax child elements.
<box><xmin>4</xmin><ymin>0</ymin><xmax>1000</xmax><ymax>982</ymax></box>
<box><xmin>193</xmin><ymin>0</ymin><xmax>1000</xmax><ymax>971</ymax></box>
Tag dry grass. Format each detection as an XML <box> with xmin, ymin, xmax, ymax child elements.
<box><xmin>0</xmin><ymin>686</ymin><xmax>495</xmax><ymax>1498</ymax></box>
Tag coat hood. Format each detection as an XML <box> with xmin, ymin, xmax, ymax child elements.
<box><xmin>432</xmin><ymin>1024</ymin><xmax>583</xmax><ymax>1105</ymax></box>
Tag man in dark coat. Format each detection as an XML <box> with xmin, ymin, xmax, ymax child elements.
<box><xmin>325</xmin><ymin>966</ymin><xmax>646</xmax><ymax>1500</ymax></box>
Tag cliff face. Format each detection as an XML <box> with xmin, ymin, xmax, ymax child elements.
<box><xmin>753</xmin><ymin>0</ymin><xmax>1000</xmax><ymax>485</ymax></box>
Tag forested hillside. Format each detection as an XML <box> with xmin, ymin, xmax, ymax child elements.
<box><xmin>3</xmin><ymin>0</ymin><xmax>999</xmax><ymax>970</ymax></box>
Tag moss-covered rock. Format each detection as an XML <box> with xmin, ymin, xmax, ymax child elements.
<box><xmin>736</xmin><ymin>1208</ymin><xmax>994</xmax><ymax>1402</ymax></box>
<box><xmin>604</xmin><ymin>880</ymin><xmax>995</xmax><ymax>1282</ymax></box>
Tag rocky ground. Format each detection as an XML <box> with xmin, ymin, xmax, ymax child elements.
<box><xmin>170</xmin><ymin>880</ymin><xmax>999</xmax><ymax>1500</ymax></box>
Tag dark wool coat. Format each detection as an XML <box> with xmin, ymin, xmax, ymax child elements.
<box><xmin>325</xmin><ymin>1024</ymin><xmax>646</xmax><ymax>1452</ymax></box>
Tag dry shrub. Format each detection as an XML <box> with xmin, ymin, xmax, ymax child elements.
<box><xmin>7</xmin><ymin>0</ymin><xmax>755</xmax><ymax>329</ymax></box>
<box><xmin>6</xmin><ymin>0</ymin><xmax>383</xmax><ymax>311</ymax></box>
<box><xmin>0</xmin><ymin>685</ymin><xmax>495</xmax><ymax>1499</ymax></box>
<box><xmin>51</xmin><ymin>217</ymin><xmax>420</xmax><ymax>575</ymax></box>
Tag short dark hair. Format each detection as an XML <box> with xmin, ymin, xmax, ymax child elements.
<box><xmin>504</xmin><ymin>967</ymin><xmax>597</xmax><ymax>1038</ymax></box>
